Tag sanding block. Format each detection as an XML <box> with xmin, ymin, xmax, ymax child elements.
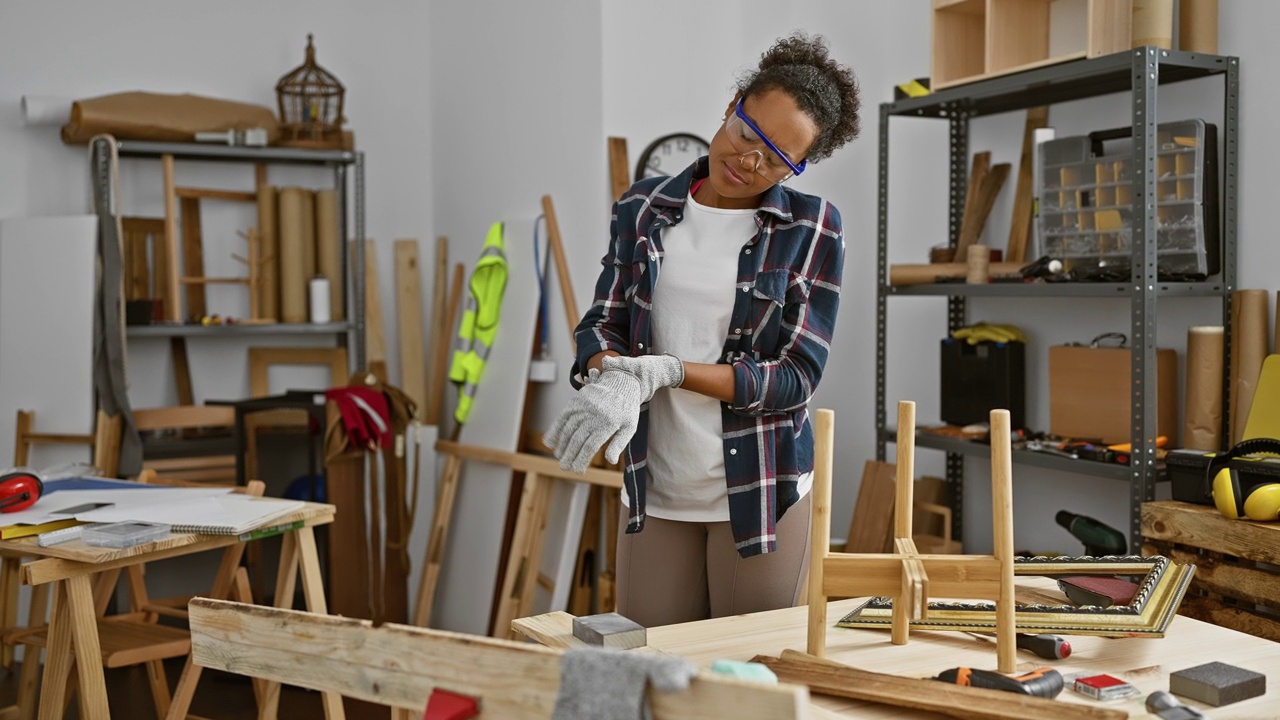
<box><xmin>1170</xmin><ymin>661</ymin><xmax>1266</xmax><ymax>707</ymax></box>
<box><xmin>571</xmin><ymin>612</ymin><xmax>646</xmax><ymax>649</ymax></box>
<box><xmin>1057</xmin><ymin>576</ymin><xmax>1138</xmax><ymax>607</ymax></box>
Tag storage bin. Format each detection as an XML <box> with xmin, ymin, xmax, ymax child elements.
<box><xmin>940</xmin><ymin>339</ymin><xmax>1025</xmax><ymax>429</ymax></box>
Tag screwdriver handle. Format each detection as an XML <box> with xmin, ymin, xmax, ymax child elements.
<box><xmin>1017</xmin><ymin>633</ymin><xmax>1071</xmax><ymax>660</ymax></box>
<box><xmin>934</xmin><ymin>666</ymin><xmax>1064</xmax><ymax>699</ymax></box>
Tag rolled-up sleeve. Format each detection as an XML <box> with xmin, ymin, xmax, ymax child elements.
<box><xmin>730</xmin><ymin>214</ymin><xmax>844</xmax><ymax>415</ymax></box>
<box><xmin>571</xmin><ymin>205</ymin><xmax>633</xmax><ymax>389</ymax></box>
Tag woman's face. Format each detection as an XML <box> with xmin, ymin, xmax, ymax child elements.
<box><xmin>699</xmin><ymin>88</ymin><xmax>818</xmax><ymax>209</ymax></box>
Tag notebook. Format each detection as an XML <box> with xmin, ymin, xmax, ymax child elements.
<box><xmin>78</xmin><ymin>494</ymin><xmax>305</xmax><ymax>536</ymax></box>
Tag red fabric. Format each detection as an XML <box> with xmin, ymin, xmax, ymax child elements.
<box><xmin>325</xmin><ymin>387</ymin><xmax>393</xmax><ymax>451</ymax></box>
<box><xmin>423</xmin><ymin>689</ymin><xmax>478</xmax><ymax>720</ymax></box>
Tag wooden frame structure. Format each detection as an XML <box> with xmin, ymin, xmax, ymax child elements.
<box><xmin>190</xmin><ymin>598</ymin><xmax>812</xmax><ymax>719</ymax></box>
<box><xmin>806</xmin><ymin>402</ymin><xmax>1017</xmax><ymax>673</ymax></box>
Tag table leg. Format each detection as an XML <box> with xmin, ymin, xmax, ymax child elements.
<box><xmin>35</xmin><ymin>583</ymin><xmax>71</xmax><ymax>720</ymax></box>
<box><xmin>257</xmin><ymin>533</ymin><xmax>300</xmax><ymax>720</ymax></box>
<box><xmin>15</xmin><ymin>582</ymin><xmax>49</xmax><ymax>720</ymax></box>
<box><xmin>1</xmin><ymin>556</ymin><xmax>19</xmax><ymax>669</ymax></box>
<box><xmin>297</xmin><ymin>528</ymin><xmax>345</xmax><ymax>720</ymax></box>
<box><xmin>43</xmin><ymin>576</ymin><xmax>107</xmax><ymax>720</ymax></box>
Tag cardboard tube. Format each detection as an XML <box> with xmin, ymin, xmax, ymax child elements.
<box><xmin>966</xmin><ymin>244</ymin><xmax>990</xmax><ymax>284</ymax></box>
<box><xmin>889</xmin><ymin>262</ymin><xmax>1023</xmax><ymax>286</ymax></box>
<box><xmin>277</xmin><ymin>187</ymin><xmax>308</xmax><ymax>323</ymax></box>
<box><xmin>300</xmin><ymin>190</ymin><xmax>316</xmax><ymax>279</ymax></box>
<box><xmin>20</xmin><ymin>95</ymin><xmax>72</xmax><ymax>126</ymax></box>
<box><xmin>1230</xmin><ymin>289</ymin><xmax>1270</xmax><ymax>445</ymax></box>
<box><xmin>1132</xmin><ymin>0</ymin><xmax>1174</xmax><ymax>49</ymax></box>
<box><xmin>256</xmin><ymin>185</ymin><xmax>278</xmax><ymax>321</ymax></box>
<box><xmin>1184</xmin><ymin>326</ymin><xmax>1224</xmax><ymax>451</ymax></box>
<box><xmin>315</xmin><ymin>189</ymin><xmax>343</xmax><ymax>321</ymax></box>
<box><xmin>1179</xmin><ymin>0</ymin><xmax>1218</xmax><ymax>54</ymax></box>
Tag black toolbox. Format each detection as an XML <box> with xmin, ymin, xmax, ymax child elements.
<box><xmin>1167</xmin><ymin>447</ymin><xmax>1280</xmax><ymax>505</ymax></box>
<box><xmin>940</xmin><ymin>339</ymin><xmax>1025</xmax><ymax>430</ymax></box>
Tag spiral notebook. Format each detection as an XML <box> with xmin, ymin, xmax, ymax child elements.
<box><xmin>77</xmin><ymin>494</ymin><xmax>305</xmax><ymax>536</ymax></box>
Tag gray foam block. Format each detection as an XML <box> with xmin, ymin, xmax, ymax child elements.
<box><xmin>1169</xmin><ymin>661</ymin><xmax>1266</xmax><ymax>707</ymax></box>
<box><xmin>571</xmin><ymin>612</ymin><xmax>647</xmax><ymax>649</ymax></box>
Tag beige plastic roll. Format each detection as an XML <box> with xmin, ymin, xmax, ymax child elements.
<box><xmin>256</xmin><ymin>185</ymin><xmax>279</xmax><ymax>321</ymax></box>
<box><xmin>1132</xmin><ymin>0</ymin><xmax>1174</xmax><ymax>49</ymax></box>
<box><xmin>300</xmin><ymin>189</ymin><xmax>316</xmax><ymax>280</ymax></box>
<box><xmin>277</xmin><ymin>187</ymin><xmax>308</xmax><ymax>323</ymax></box>
<box><xmin>1184</xmin><ymin>326</ymin><xmax>1224</xmax><ymax>451</ymax></box>
<box><xmin>315</xmin><ymin>189</ymin><xmax>343</xmax><ymax>321</ymax></box>
<box><xmin>1179</xmin><ymin>0</ymin><xmax>1218</xmax><ymax>54</ymax></box>
<box><xmin>966</xmin><ymin>244</ymin><xmax>989</xmax><ymax>284</ymax></box>
<box><xmin>1230</xmin><ymin>289</ymin><xmax>1270</xmax><ymax>445</ymax></box>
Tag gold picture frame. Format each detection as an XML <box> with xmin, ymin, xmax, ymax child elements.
<box><xmin>837</xmin><ymin>554</ymin><xmax>1195</xmax><ymax>637</ymax></box>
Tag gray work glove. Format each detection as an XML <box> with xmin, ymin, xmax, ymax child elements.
<box><xmin>545</xmin><ymin>369</ymin><xmax>643</xmax><ymax>474</ymax></box>
<box><xmin>600</xmin><ymin>354</ymin><xmax>685</xmax><ymax>403</ymax></box>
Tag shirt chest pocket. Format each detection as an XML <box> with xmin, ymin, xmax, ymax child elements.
<box><xmin>748</xmin><ymin>269</ymin><xmax>804</xmax><ymax>353</ymax></box>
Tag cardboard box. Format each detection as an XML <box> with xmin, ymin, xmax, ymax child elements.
<box><xmin>1049</xmin><ymin>345</ymin><xmax>1178</xmax><ymax>444</ymax></box>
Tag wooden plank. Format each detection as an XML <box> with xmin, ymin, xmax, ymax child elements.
<box><xmin>121</xmin><ymin>217</ymin><xmax>165</xmax><ymax>301</ymax></box>
<box><xmin>607</xmin><ymin>137</ymin><xmax>631</xmax><ymax>201</ymax></box>
<box><xmin>1142</xmin><ymin>501</ymin><xmax>1280</xmax><ymax>565</ymax></box>
<box><xmin>1005</xmin><ymin>106</ymin><xmax>1049</xmax><ymax>263</ymax></box>
<box><xmin>541</xmin><ymin>195</ymin><xmax>580</xmax><ymax>351</ymax></box>
<box><xmin>394</xmin><ymin>239</ymin><xmax>427</xmax><ymax>420</ymax></box>
<box><xmin>170</xmin><ymin>337</ymin><xmax>194</xmax><ymax>406</ymax></box>
<box><xmin>844</xmin><ymin>461</ymin><xmax>896</xmax><ymax>553</ymax></box>
<box><xmin>174</xmin><ymin>187</ymin><xmax>258</xmax><ymax>203</ymax></box>
<box><xmin>160</xmin><ymin>154</ymin><xmax>182</xmax><ymax>321</ymax></box>
<box><xmin>956</xmin><ymin>161</ymin><xmax>1011</xmax><ymax>262</ymax></box>
<box><xmin>1143</xmin><ymin>541</ymin><xmax>1279</xmax><ymax>610</ymax></box>
<box><xmin>413</xmin><ymin>453</ymin><xmax>459</xmax><ymax>627</ymax></box>
<box><xmin>428</xmin><ymin>262</ymin><xmax>464</xmax><ymax>427</ymax></box>
<box><xmin>1087</xmin><ymin>0</ymin><xmax>1134</xmax><ymax>58</ymax></box>
<box><xmin>435</xmin><ymin>440</ymin><xmax>623</xmax><ymax>488</ymax></box>
<box><xmin>189</xmin><ymin>598</ymin><xmax>809</xmax><ymax>719</ymax></box>
<box><xmin>248</xmin><ymin>346</ymin><xmax>349</xmax><ymax>397</ymax></box>
<box><xmin>381</xmin><ymin>445</ymin><xmax>409</xmax><ymax>625</ymax></box>
<box><xmin>1176</xmin><ymin>595</ymin><xmax>1280</xmax><ymax>643</ymax></box>
<box><xmin>358</xmin><ymin>240</ymin><xmax>386</xmax><ymax>370</ymax></box>
<box><xmin>494</xmin><ymin>473</ymin><xmax>547</xmax><ymax>637</ymax></box>
<box><xmin>953</xmin><ymin>151</ymin><xmax>989</xmax><ymax>262</ymax></box>
<box><xmin>65</xmin><ymin>576</ymin><xmax>109</xmax><ymax>719</ymax></box>
<box><xmin>325</xmin><ymin>450</ymin><xmax>369</xmax><ymax>620</ymax></box>
<box><xmin>755</xmin><ymin>652</ymin><xmax>1125</xmax><ymax>720</ymax></box>
<box><xmin>426</xmin><ymin>237</ymin><xmax>448</xmax><ymax>425</ymax></box>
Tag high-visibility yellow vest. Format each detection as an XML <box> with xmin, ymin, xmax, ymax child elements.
<box><xmin>449</xmin><ymin>221</ymin><xmax>508</xmax><ymax>424</ymax></box>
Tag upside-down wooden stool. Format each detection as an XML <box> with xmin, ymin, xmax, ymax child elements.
<box><xmin>807</xmin><ymin>401</ymin><xmax>1017</xmax><ymax>673</ymax></box>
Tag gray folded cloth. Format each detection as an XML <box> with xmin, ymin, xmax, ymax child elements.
<box><xmin>551</xmin><ymin>646</ymin><xmax>697</xmax><ymax>720</ymax></box>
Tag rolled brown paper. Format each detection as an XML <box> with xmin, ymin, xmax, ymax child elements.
<box><xmin>1179</xmin><ymin>0</ymin><xmax>1218</xmax><ymax>54</ymax></box>
<box><xmin>315</xmin><ymin>189</ymin><xmax>343</xmax><ymax>321</ymax></box>
<box><xmin>256</xmin><ymin>185</ymin><xmax>279</xmax><ymax>321</ymax></box>
<box><xmin>1184</xmin><ymin>326</ymin><xmax>1224</xmax><ymax>451</ymax></box>
<box><xmin>300</xmin><ymin>189</ymin><xmax>316</xmax><ymax>279</ymax></box>
<box><xmin>277</xmin><ymin>187</ymin><xmax>308</xmax><ymax>323</ymax></box>
<box><xmin>889</xmin><ymin>261</ymin><xmax>1023</xmax><ymax>286</ymax></box>
<box><xmin>1230</xmin><ymin>289</ymin><xmax>1270</xmax><ymax>445</ymax></box>
<box><xmin>1132</xmin><ymin>0</ymin><xmax>1174</xmax><ymax>49</ymax></box>
<box><xmin>966</xmin><ymin>244</ymin><xmax>990</xmax><ymax>284</ymax></box>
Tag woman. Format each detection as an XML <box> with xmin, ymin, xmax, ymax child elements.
<box><xmin>546</xmin><ymin>31</ymin><xmax>860</xmax><ymax>628</ymax></box>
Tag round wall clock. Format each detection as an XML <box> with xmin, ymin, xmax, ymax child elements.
<box><xmin>634</xmin><ymin>132</ymin><xmax>711</xmax><ymax>181</ymax></box>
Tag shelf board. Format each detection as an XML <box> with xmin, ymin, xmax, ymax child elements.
<box><xmin>885</xmin><ymin>280</ymin><xmax>1226</xmax><ymax>297</ymax></box>
<box><xmin>888</xmin><ymin>47</ymin><xmax>1233</xmax><ymax>118</ymax></box>
<box><xmin>881</xmin><ymin>428</ymin><xmax>1146</xmax><ymax>481</ymax></box>
<box><xmin>112</xmin><ymin>140</ymin><xmax>355</xmax><ymax>165</ymax></box>
<box><xmin>127</xmin><ymin>322</ymin><xmax>353</xmax><ymax>338</ymax></box>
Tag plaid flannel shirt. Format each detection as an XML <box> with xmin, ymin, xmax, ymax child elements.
<box><xmin>572</xmin><ymin>157</ymin><xmax>845</xmax><ymax>558</ymax></box>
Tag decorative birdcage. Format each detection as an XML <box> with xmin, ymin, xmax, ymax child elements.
<box><xmin>275</xmin><ymin>34</ymin><xmax>345</xmax><ymax>144</ymax></box>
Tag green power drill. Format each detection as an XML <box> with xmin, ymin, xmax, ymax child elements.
<box><xmin>1055</xmin><ymin>510</ymin><xmax>1127</xmax><ymax>556</ymax></box>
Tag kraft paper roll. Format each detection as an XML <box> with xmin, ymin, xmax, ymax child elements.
<box><xmin>1184</xmin><ymin>326</ymin><xmax>1224</xmax><ymax>451</ymax></box>
<box><xmin>300</xmin><ymin>190</ymin><xmax>316</xmax><ymax>280</ymax></box>
<box><xmin>1179</xmin><ymin>0</ymin><xmax>1218</xmax><ymax>54</ymax></box>
<box><xmin>1132</xmin><ymin>0</ymin><xmax>1174</xmax><ymax>49</ymax></box>
<box><xmin>889</xmin><ymin>261</ymin><xmax>1023</xmax><ymax>286</ymax></box>
<box><xmin>966</xmin><ymin>244</ymin><xmax>989</xmax><ymax>284</ymax></box>
<box><xmin>315</xmin><ymin>189</ymin><xmax>343</xmax><ymax>321</ymax></box>
<box><xmin>1230</xmin><ymin>289</ymin><xmax>1270</xmax><ymax>445</ymax></box>
<box><xmin>256</xmin><ymin>185</ymin><xmax>279</xmax><ymax>321</ymax></box>
<box><xmin>277</xmin><ymin>187</ymin><xmax>308</xmax><ymax>323</ymax></box>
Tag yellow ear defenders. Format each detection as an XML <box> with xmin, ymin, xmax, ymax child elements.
<box><xmin>1206</xmin><ymin>438</ymin><xmax>1280</xmax><ymax>521</ymax></box>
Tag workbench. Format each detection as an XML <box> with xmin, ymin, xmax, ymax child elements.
<box><xmin>516</xmin><ymin>595</ymin><xmax>1279</xmax><ymax>718</ymax></box>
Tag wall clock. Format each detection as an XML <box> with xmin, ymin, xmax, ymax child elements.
<box><xmin>634</xmin><ymin>132</ymin><xmax>710</xmax><ymax>181</ymax></box>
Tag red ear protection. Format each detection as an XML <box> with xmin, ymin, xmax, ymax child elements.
<box><xmin>0</xmin><ymin>471</ymin><xmax>43</xmax><ymax>513</ymax></box>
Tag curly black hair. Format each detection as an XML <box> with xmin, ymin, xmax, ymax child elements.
<box><xmin>737</xmin><ymin>32</ymin><xmax>861</xmax><ymax>164</ymax></box>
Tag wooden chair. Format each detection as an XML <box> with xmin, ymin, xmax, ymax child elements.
<box><xmin>806</xmin><ymin>403</ymin><xmax>1017</xmax><ymax>673</ymax></box>
<box><xmin>129</xmin><ymin>405</ymin><xmax>238</xmax><ymax>487</ymax></box>
<box><xmin>188</xmin><ymin>597</ymin><xmax>811</xmax><ymax>720</ymax></box>
<box><xmin>9</xmin><ymin>477</ymin><xmax>264</xmax><ymax>720</ymax></box>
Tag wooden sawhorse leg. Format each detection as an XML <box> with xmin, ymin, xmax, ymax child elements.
<box><xmin>36</xmin><ymin>576</ymin><xmax>108</xmax><ymax>720</ymax></box>
<box><xmin>492</xmin><ymin>472</ymin><xmax>553</xmax><ymax>639</ymax></box>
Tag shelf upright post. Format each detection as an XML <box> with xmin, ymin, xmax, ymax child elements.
<box><xmin>1128</xmin><ymin>47</ymin><xmax>1161</xmax><ymax>550</ymax></box>
<box><xmin>945</xmin><ymin>104</ymin><xmax>971</xmax><ymax>542</ymax></box>
<box><xmin>875</xmin><ymin>103</ymin><xmax>891</xmax><ymax>463</ymax></box>
<box><xmin>1220</xmin><ymin>56</ymin><xmax>1241</xmax><ymax>446</ymax></box>
<box><xmin>353</xmin><ymin>151</ymin><xmax>367</xmax><ymax>372</ymax></box>
<box><xmin>335</xmin><ymin>161</ymin><xmax>349</xmax><ymax>357</ymax></box>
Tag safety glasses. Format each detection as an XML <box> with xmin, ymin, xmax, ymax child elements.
<box><xmin>723</xmin><ymin>98</ymin><xmax>807</xmax><ymax>181</ymax></box>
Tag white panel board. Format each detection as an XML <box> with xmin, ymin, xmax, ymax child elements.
<box><xmin>434</xmin><ymin>217</ymin><xmax>539</xmax><ymax>634</ymax></box>
<box><xmin>0</xmin><ymin>215</ymin><xmax>97</xmax><ymax>469</ymax></box>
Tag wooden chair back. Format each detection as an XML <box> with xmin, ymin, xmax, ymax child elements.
<box><xmin>188</xmin><ymin>598</ymin><xmax>811</xmax><ymax>719</ymax></box>
<box><xmin>129</xmin><ymin>405</ymin><xmax>237</xmax><ymax>486</ymax></box>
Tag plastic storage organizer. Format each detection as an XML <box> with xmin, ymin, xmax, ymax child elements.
<box><xmin>1037</xmin><ymin>119</ymin><xmax>1219</xmax><ymax>279</ymax></box>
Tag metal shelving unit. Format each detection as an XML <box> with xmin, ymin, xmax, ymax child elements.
<box><xmin>92</xmin><ymin>138</ymin><xmax>367</xmax><ymax>371</ymax></box>
<box><xmin>875</xmin><ymin>47</ymin><xmax>1239</xmax><ymax>550</ymax></box>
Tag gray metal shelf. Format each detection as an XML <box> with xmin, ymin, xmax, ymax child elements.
<box><xmin>127</xmin><ymin>322</ymin><xmax>353</xmax><ymax>338</ymax></box>
<box><xmin>874</xmin><ymin>47</ymin><xmax>1239</xmax><ymax>551</ymax></box>
<box><xmin>114</xmin><ymin>140</ymin><xmax>355</xmax><ymax>165</ymax></box>
<box><xmin>879</xmin><ymin>428</ymin><xmax>1135</xmax><ymax>481</ymax></box>
<box><xmin>886</xmin><ymin>281</ymin><xmax>1227</xmax><ymax>298</ymax></box>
